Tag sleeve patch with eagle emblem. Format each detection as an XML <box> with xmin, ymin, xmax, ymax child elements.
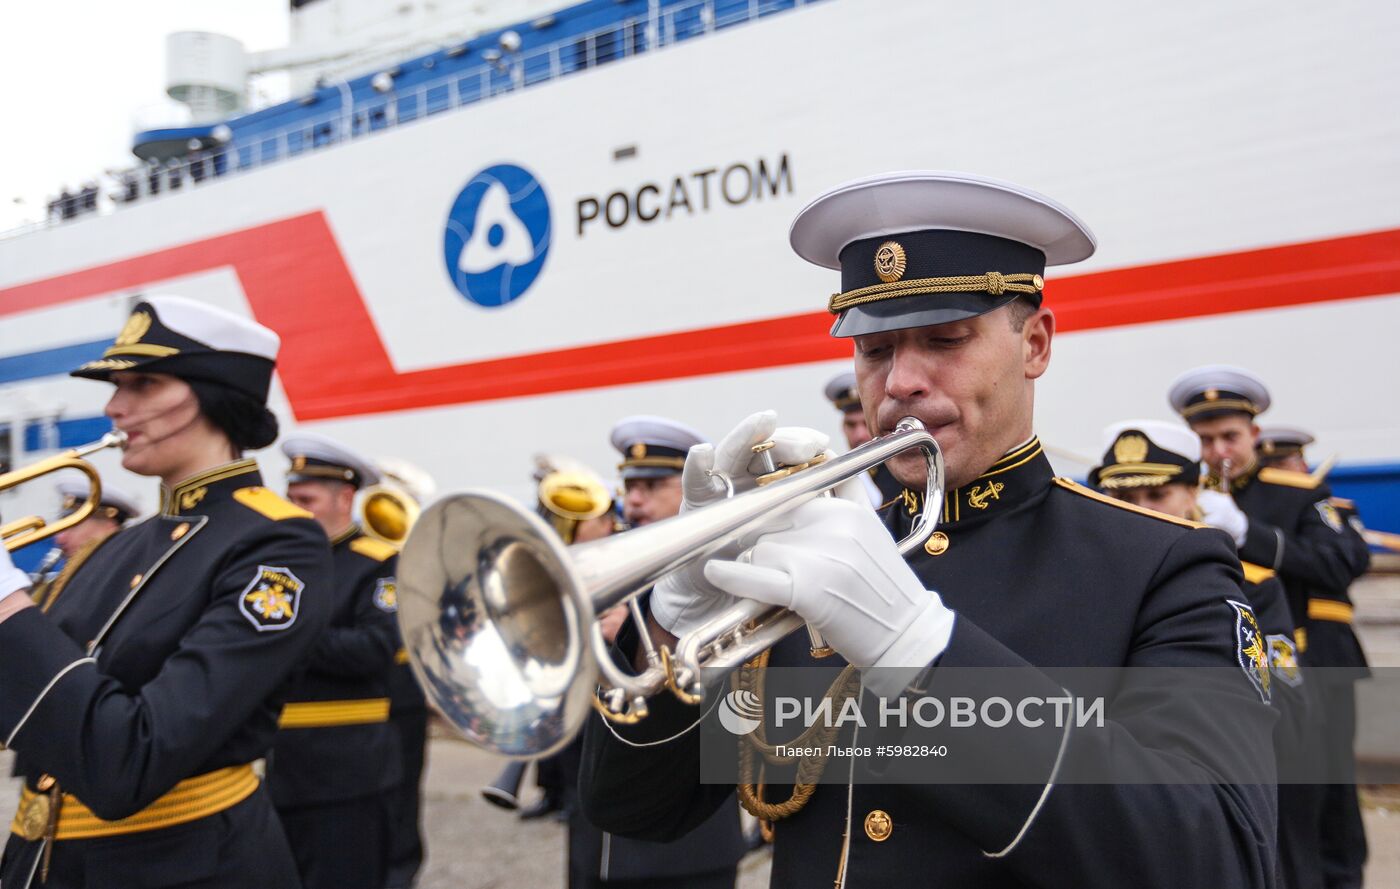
<box><xmin>238</xmin><ymin>565</ymin><xmax>305</xmax><ymax>632</ymax></box>
<box><xmin>1266</xmin><ymin>634</ymin><xmax>1303</xmax><ymax>688</ymax></box>
<box><xmin>1227</xmin><ymin>599</ymin><xmax>1271</xmax><ymax>703</ymax></box>
<box><xmin>1314</xmin><ymin>500</ymin><xmax>1344</xmax><ymax>533</ymax></box>
<box><xmin>374</xmin><ymin>577</ymin><xmax>398</xmax><ymax>613</ymax></box>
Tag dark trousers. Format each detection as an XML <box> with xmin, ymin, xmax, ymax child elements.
<box><xmin>278</xmin><ymin>795</ymin><xmax>390</xmax><ymax>889</ymax></box>
<box><xmin>1277</xmin><ymin>782</ymin><xmax>1326</xmax><ymax>889</ymax></box>
<box><xmin>568</xmin><ymin>867</ymin><xmax>737</xmax><ymax>889</ymax></box>
<box><xmin>386</xmin><ymin>708</ymin><xmax>428</xmax><ymax>888</ymax></box>
<box><xmin>1317</xmin><ymin>681</ymin><xmax>1367</xmax><ymax>889</ymax></box>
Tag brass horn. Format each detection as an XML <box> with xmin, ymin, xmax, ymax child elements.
<box><xmin>1</xmin><ymin>433</ymin><xmax>127</xmax><ymax>552</ymax></box>
<box><xmin>396</xmin><ymin>418</ymin><xmax>942</xmax><ymax>759</ymax></box>
<box><xmin>359</xmin><ymin>484</ymin><xmax>420</xmax><ymax>547</ymax></box>
<box><xmin>537</xmin><ymin>469</ymin><xmax>613</xmax><ymax>544</ymax></box>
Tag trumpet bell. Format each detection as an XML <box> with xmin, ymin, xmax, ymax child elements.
<box><xmin>360</xmin><ymin>485</ymin><xmax>420</xmax><ymax>546</ymax></box>
<box><xmin>397</xmin><ymin>491</ymin><xmax>598</xmax><ymax>758</ymax></box>
<box><xmin>537</xmin><ymin>469</ymin><xmax>613</xmax><ymax>544</ymax></box>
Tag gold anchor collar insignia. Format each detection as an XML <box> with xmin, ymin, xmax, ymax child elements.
<box><xmin>162</xmin><ymin>459</ymin><xmax>260</xmax><ymax>515</ymax></box>
<box><xmin>931</xmin><ymin>438</ymin><xmax>1049</xmax><ymax>526</ymax></box>
<box><xmin>966</xmin><ymin>480</ymin><xmax>1005</xmax><ymax>510</ymax></box>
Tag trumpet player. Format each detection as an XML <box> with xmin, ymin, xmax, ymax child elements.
<box><xmin>1171</xmin><ymin>366</ymin><xmax>1372</xmax><ymax>889</ymax></box>
<box><xmin>582</xmin><ymin>172</ymin><xmax>1280</xmax><ymax>887</ymax></box>
<box><xmin>268</xmin><ymin>433</ymin><xmax>402</xmax><ymax>889</ymax></box>
<box><xmin>1091</xmin><ymin>419</ymin><xmax>1322</xmax><ymax>889</ymax></box>
<box><xmin>1257</xmin><ymin>426</ymin><xmax>1316</xmax><ymax>474</ymax></box>
<box><xmin>0</xmin><ymin>296</ymin><xmax>333</xmax><ymax>887</ymax></box>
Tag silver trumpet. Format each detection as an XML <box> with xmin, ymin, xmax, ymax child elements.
<box><xmin>396</xmin><ymin>417</ymin><xmax>943</xmax><ymax>759</ymax></box>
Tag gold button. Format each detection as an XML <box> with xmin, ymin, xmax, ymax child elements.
<box><xmin>171</xmin><ymin>523</ymin><xmax>189</xmax><ymax>541</ymax></box>
<box><xmin>1032</xmin><ymin>274</ymin><xmax>1045</xmax><ymax>290</ymax></box>
<box><xmin>864</xmin><ymin>809</ymin><xmax>892</xmax><ymax>842</ymax></box>
<box><xmin>924</xmin><ymin>531</ymin><xmax>949</xmax><ymax>556</ymax></box>
<box><xmin>130</xmin><ymin>574</ymin><xmax>143</xmax><ymax>588</ymax></box>
<box><xmin>36</xmin><ymin>775</ymin><xmax>55</xmax><ymax>791</ymax></box>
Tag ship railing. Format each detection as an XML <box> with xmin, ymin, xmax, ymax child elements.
<box><xmin>3</xmin><ymin>0</ymin><xmax>814</xmax><ymax>240</ymax></box>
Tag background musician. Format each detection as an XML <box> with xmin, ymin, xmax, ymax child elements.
<box><xmin>26</xmin><ymin>480</ymin><xmax>139</xmax><ymax>610</ymax></box>
<box><xmin>267</xmin><ymin>433</ymin><xmax>402</xmax><ymax>889</ymax></box>
<box><xmin>1171</xmin><ymin>365</ymin><xmax>1372</xmax><ymax>889</ymax></box>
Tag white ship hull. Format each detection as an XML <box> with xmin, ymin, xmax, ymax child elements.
<box><xmin>2</xmin><ymin>0</ymin><xmax>1397</xmax><ymax>526</ymax></box>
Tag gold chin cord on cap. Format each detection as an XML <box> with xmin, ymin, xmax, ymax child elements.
<box><xmin>828</xmin><ymin>271</ymin><xmax>1045</xmax><ymax>314</ymax></box>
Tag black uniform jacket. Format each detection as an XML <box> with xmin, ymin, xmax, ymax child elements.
<box><xmin>582</xmin><ymin>440</ymin><xmax>1279</xmax><ymax>889</ymax></box>
<box><xmin>1241</xmin><ymin>567</ymin><xmax>1310</xmax><ymax>754</ymax></box>
<box><xmin>388</xmin><ymin>622</ymin><xmax>427</xmax><ymax>716</ymax></box>
<box><xmin>566</xmin><ymin>594</ymin><xmax>746</xmax><ymax>883</ymax></box>
<box><xmin>0</xmin><ymin>460</ymin><xmax>332</xmax><ymax>887</ymax></box>
<box><xmin>1231</xmin><ymin>465</ymin><xmax>1370</xmax><ymax>671</ymax></box>
<box><xmin>267</xmin><ymin>526</ymin><xmax>402</xmax><ymax>808</ymax></box>
<box><xmin>1244</xmin><ymin>566</ymin><xmax>1326</xmax><ymax>889</ymax></box>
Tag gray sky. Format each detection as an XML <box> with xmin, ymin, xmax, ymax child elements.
<box><xmin>0</xmin><ymin>0</ymin><xmax>289</xmax><ymax>231</ymax></box>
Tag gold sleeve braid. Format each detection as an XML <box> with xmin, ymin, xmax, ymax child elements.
<box><xmin>734</xmin><ymin>650</ymin><xmax>862</xmax><ymax>824</ymax></box>
<box><xmin>828</xmin><ymin>271</ymin><xmax>1044</xmax><ymax>314</ymax></box>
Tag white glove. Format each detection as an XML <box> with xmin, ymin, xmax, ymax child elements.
<box><xmin>703</xmin><ymin>497</ymin><xmax>955</xmax><ymax>698</ymax></box>
<box><xmin>1198</xmin><ymin>490</ymin><xmax>1248</xmax><ymax>547</ymax></box>
<box><xmin>650</xmin><ymin>411</ymin><xmax>833</xmax><ymax>637</ymax></box>
<box><xmin>0</xmin><ymin>544</ymin><xmax>32</xmax><ymax>601</ymax></box>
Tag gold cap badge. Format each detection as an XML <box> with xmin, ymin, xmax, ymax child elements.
<box><xmin>874</xmin><ymin>242</ymin><xmax>907</xmax><ymax>283</ymax></box>
<box><xmin>630</xmin><ymin>443</ymin><xmax>647</xmax><ymax>459</ymax></box>
<box><xmin>114</xmin><ymin>310</ymin><xmax>153</xmax><ymax>347</ymax></box>
<box><xmin>1113</xmin><ymin>434</ymin><xmax>1149</xmax><ymax>464</ymax></box>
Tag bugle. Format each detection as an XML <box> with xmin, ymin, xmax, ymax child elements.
<box><xmin>1</xmin><ymin>432</ymin><xmax>127</xmax><ymax>552</ymax></box>
<box><xmin>396</xmin><ymin>418</ymin><xmax>942</xmax><ymax>759</ymax></box>
<box><xmin>359</xmin><ymin>484</ymin><xmax>420</xmax><ymax>547</ymax></box>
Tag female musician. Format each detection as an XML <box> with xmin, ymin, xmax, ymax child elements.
<box><xmin>0</xmin><ymin>296</ymin><xmax>332</xmax><ymax>888</ymax></box>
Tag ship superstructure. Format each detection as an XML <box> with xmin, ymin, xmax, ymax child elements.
<box><xmin>2</xmin><ymin>0</ymin><xmax>1397</xmax><ymax>562</ymax></box>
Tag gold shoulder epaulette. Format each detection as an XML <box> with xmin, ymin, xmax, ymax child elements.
<box><xmin>1052</xmin><ymin>478</ymin><xmax>1206</xmax><ymax>528</ymax></box>
<box><xmin>1240</xmin><ymin>561</ymin><xmax>1276</xmax><ymax>585</ymax></box>
<box><xmin>350</xmin><ymin>536</ymin><xmax>398</xmax><ymax>562</ymax></box>
<box><xmin>1257</xmin><ymin>467</ymin><xmax>1321</xmax><ymax>490</ymax></box>
<box><xmin>1328</xmin><ymin>496</ymin><xmax>1355</xmax><ymax>509</ymax></box>
<box><xmin>233</xmin><ymin>487</ymin><xmax>313</xmax><ymax>521</ymax></box>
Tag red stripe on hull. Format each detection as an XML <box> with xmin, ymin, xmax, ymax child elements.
<box><xmin>2</xmin><ymin>215</ymin><xmax>1397</xmax><ymax>420</ymax></box>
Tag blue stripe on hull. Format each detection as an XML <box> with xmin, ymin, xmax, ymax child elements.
<box><xmin>0</xmin><ymin>340</ymin><xmax>108</xmax><ymax>383</ymax></box>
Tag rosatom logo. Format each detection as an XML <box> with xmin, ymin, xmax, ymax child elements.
<box><xmin>718</xmin><ymin>689</ymin><xmax>764</xmax><ymax>736</ymax></box>
<box><xmin>443</xmin><ymin>163</ymin><xmax>551</xmax><ymax>308</ymax></box>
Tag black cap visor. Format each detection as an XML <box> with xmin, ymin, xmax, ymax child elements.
<box><xmin>73</xmin><ymin>352</ymin><xmax>274</xmax><ymax>403</ymax></box>
<box><xmin>831</xmin><ymin>291</ymin><xmax>1022</xmax><ymax>338</ymax></box>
